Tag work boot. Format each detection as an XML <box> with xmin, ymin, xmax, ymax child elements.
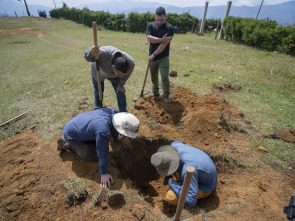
<box><xmin>57</xmin><ymin>137</ymin><xmax>66</xmax><ymax>152</ymax></box>
<box><xmin>148</xmin><ymin>93</ymin><xmax>161</xmax><ymax>101</ymax></box>
<box><xmin>164</xmin><ymin>96</ymin><xmax>171</xmax><ymax>104</ymax></box>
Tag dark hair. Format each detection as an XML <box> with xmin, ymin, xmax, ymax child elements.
<box><xmin>114</xmin><ymin>56</ymin><xmax>129</xmax><ymax>73</ymax></box>
<box><xmin>156</xmin><ymin>7</ymin><xmax>166</xmax><ymax>16</ymax></box>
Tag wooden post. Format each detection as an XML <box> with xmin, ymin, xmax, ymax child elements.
<box><xmin>199</xmin><ymin>2</ymin><xmax>209</xmax><ymax>36</ymax></box>
<box><xmin>194</xmin><ymin>19</ymin><xmax>201</xmax><ymax>34</ymax></box>
<box><xmin>256</xmin><ymin>0</ymin><xmax>264</xmax><ymax>20</ymax></box>
<box><xmin>93</xmin><ymin>22</ymin><xmax>103</xmax><ymax>108</ymax></box>
<box><xmin>174</xmin><ymin>166</ymin><xmax>195</xmax><ymax>221</ymax></box>
<box><xmin>218</xmin><ymin>1</ymin><xmax>232</xmax><ymax>40</ymax></box>
<box><xmin>0</xmin><ymin>113</ymin><xmax>26</xmax><ymax>127</ymax></box>
<box><xmin>191</xmin><ymin>19</ymin><xmax>196</xmax><ymax>33</ymax></box>
<box><xmin>14</xmin><ymin>11</ymin><xmax>18</xmax><ymax>17</ymax></box>
<box><xmin>215</xmin><ymin>18</ymin><xmax>221</xmax><ymax>40</ymax></box>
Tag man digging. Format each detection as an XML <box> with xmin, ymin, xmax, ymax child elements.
<box><xmin>57</xmin><ymin>108</ymin><xmax>140</xmax><ymax>188</ymax></box>
<box><xmin>84</xmin><ymin>46</ymin><xmax>135</xmax><ymax>112</ymax></box>
<box><xmin>151</xmin><ymin>141</ymin><xmax>217</xmax><ymax>207</ymax></box>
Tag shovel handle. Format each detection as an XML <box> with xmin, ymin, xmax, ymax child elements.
<box><xmin>174</xmin><ymin>166</ymin><xmax>195</xmax><ymax>221</ymax></box>
<box><xmin>140</xmin><ymin>60</ymin><xmax>151</xmax><ymax>97</ymax></box>
<box><xmin>93</xmin><ymin>22</ymin><xmax>103</xmax><ymax>107</ymax></box>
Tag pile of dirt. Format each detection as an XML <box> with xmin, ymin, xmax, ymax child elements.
<box><xmin>134</xmin><ymin>86</ymin><xmax>251</xmax><ymax>150</ymax></box>
<box><xmin>0</xmin><ymin>85</ymin><xmax>294</xmax><ymax>221</ymax></box>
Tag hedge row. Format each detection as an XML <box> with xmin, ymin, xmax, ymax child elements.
<box><xmin>49</xmin><ymin>6</ymin><xmax>220</xmax><ymax>34</ymax></box>
<box><xmin>223</xmin><ymin>16</ymin><xmax>295</xmax><ymax>56</ymax></box>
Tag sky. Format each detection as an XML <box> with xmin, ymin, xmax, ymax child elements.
<box><xmin>11</xmin><ymin>0</ymin><xmax>293</xmax><ymax>8</ymax></box>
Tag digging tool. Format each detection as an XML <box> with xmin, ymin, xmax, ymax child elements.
<box><xmin>140</xmin><ymin>60</ymin><xmax>151</xmax><ymax>97</ymax></box>
<box><xmin>174</xmin><ymin>166</ymin><xmax>195</xmax><ymax>221</ymax></box>
<box><xmin>92</xmin><ymin>21</ymin><xmax>103</xmax><ymax>108</ymax></box>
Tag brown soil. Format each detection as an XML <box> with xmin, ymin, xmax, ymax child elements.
<box><xmin>0</xmin><ymin>28</ymin><xmax>44</xmax><ymax>37</ymax></box>
<box><xmin>0</xmin><ymin>85</ymin><xmax>294</xmax><ymax>221</ymax></box>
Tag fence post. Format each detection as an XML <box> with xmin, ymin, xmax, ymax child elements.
<box><xmin>199</xmin><ymin>2</ymin><xmax>209</xmax><ymax>36</ymax></box>
<box><xmin>218</xmin><ymin>1</ymin><xmax>232</xmax><ymax>40</ymax></box>
<box><xmin>215</xmin><ymin>18</ymin><xmax>221</xmax><ymax>40</ymax></box>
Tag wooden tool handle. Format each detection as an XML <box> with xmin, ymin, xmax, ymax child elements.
<box><xmin>174</xmin><ymin>166</ymin><xmax>195</xmax><ymax>221</ymax></box>
<box><xmin>92</xmin><ymin>21</ymin><xmax>103</xmax><ymax>106</ymax></box>
<box><xmin>140</xmin><ymin>60</ymin><xmax>151</xmax><ymax>97</ymax></box>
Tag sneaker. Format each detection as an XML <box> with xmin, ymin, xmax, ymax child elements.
<box><xmin>57</xmin><ymin>137</ymin><xmax>66</xmax><ymax>152</ymax></box>
<box><xmin>164</xmin><ymin>97</ymin><xmax>171</xmax><ymax>103</ymax></box>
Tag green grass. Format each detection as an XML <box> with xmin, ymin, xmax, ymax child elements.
<box><xmin>0</xmin><ymin>17</ymin><xmax>294</xmax><ymax>169</ymax></box>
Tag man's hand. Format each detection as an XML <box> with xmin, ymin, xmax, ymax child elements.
<box><xmin>162</xmin><ymin>33</ymin><xmax>173</xmax><ymax>44</ymax></box>
<box><xmin>117</xmin><ymin>86</ymin><xmax>126</xmax><ymax>94</ymax></box>
<box><xmin>100</xmin><ymin>173</ymin><xmax>113</xmax><ymax>188</ymax></box>
<box><xmin>118</xmin><ymin>133</ymin><xmax>124</xmax><ymax>140</ymax></box>
<box><xmin>90</xmin><ymin>45</ymin><xmax>100</xmax><ymax>58</ymax></box>
<box><xmin>148</xmin><ymin>54</ymin><xmax>156</xmax><ymax>61</ymax></box>
<box><xmin>163</xmin><ymin>175</ymin><xmax>173</xmax><ymax>185</ymax></box>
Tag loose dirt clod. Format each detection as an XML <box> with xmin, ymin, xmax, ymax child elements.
<box><xmin>62</xmin><ymin>178</ymin><xmax>88</xmax><ymax>206</ymax></box>
<box><xmin>93</xmin><ymin>187</ymin><xmax>108</xmax><ymax>207</ymax></box>
<box><xmin>107</xmin><ymin>190</ymin><xmax>125</xmax><ymax>208</ymax></box>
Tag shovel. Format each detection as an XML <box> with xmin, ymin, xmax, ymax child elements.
<box><xmin>92</xmin><ymin>21</ymin><xmax>103</xmax><ymax>108</ymax></box>
<box><xmin>132</xmin><ymin>60</ymin><xmax>150</xmax><ymax>102</ymax></box>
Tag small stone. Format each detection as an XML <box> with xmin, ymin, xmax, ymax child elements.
<box><xmin>169</xmin><ymin>71</ymin><xmax>177</xmax><ymax>77</ymax></box>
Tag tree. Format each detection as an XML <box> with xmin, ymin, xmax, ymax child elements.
<box><xmin>17</xmin><ymin>0</ymin><xmax>31</xmax><ymax>16</ymax></box>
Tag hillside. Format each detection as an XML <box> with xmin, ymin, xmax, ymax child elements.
<box><xmin>0</xmin><ymin>17</ymin><xmax>294</xmax><ymax>221</ymax></box>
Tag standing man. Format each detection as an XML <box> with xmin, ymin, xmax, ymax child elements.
<box><xmin>146</xmin><ymin>7</ymin><xmax>174</xmax><ymax>103</ymax></box>
<box><xmin>84</xmin><ymin>46</ymin><xmax>135</xmax><ymax>112</ymax></box>
<box><xmin>151</xmin><ymin>141</ymin><xmax>217</xmax><ymax>207</ymax></box>
<box><xmin>57</xmin><ymin>108</ymin><xmax>140</xmax><ymax>188</ymax></box>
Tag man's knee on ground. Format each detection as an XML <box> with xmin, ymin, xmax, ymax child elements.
<box><xmin>165</xmin><ymin>189</ymin><xmax>211</xmax><ymax>206</ymax></box>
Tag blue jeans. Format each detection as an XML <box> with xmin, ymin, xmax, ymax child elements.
<box><xmin>92</xmin><ymin>75</ymin><xmax>127</xmax><ymax>112</ymax></box>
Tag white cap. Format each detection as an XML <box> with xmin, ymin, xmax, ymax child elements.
<box><xmin>112</xmin><ymin>112</ymin><xmax>140</xmax><ymax>138</ymax></box>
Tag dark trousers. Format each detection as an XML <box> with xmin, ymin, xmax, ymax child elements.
<box><xmin>64</xmin><ymin>140</ymin><xmax>98</xmax><ymax>161</ymax></box>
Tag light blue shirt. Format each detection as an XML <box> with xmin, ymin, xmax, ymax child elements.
<box><xmin>169</xmin><ymin>141</ymin><xmax>217</xmax><ymax>207</ymax></box>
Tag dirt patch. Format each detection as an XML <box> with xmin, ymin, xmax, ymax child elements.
<box><xmin>263</xmin><ymin>128</ymin><xmax>295</xmax><ymax>143</ymax></box>
<box><xmin>213</xmin><ymin>82</ymin><xmax>242</xmax><ymax>93</ymax></box>
<box><xmin>0</xmin><ymin>28</ymin><xmax>44</xmax><ymax>37</ymax></box>
<box><xmin>0</xmin><ymin>86</ymin><xmax>294</xmax><ymax>221</ymax></box>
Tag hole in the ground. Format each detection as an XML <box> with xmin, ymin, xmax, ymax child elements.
<box><xmin>112</xmin><ymin>137</ymin><xmax>237</xmax><ymax>216</ymax></box>
<box><xmin>112</xmin><ymin>136</ymin><xmax>172</xmax><ymax>187</ymax></box>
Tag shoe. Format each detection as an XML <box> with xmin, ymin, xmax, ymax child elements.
<box><xmin>164</xmin><ymin>97</ymin><xmax>171</xmax><ymax>103</ymax></box>
<box><xmin>57</xmin><ymin>137</ymin><xmax>66</xmax><ymax>152</ymax></box>
<box><xmin>148</xmin><ymin>93</ymin><xmax>161</xmax><ymax>101</ymax></box>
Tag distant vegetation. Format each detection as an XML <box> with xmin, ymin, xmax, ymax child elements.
<box><xmin>50</xmin><ymin>4</ymin><xmax>295</xmax><ymax>56</ymax></box>
<box><xmin>224</xmin><ymin>16</ymin><xmax>295</xmax><ymax>56</ymax></box>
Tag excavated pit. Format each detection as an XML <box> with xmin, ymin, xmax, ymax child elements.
<box><xmin>112</xmin><ymin>136</ymin><xmax>172</xmax><ymax>187</ymax></box>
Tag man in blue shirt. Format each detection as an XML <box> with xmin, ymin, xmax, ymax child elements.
<box><xmin>151</xmin><ymin>141</ymin><xmax>217</xmax><ymax>207</ymax></box>
<box><xmin>57</xmin><ymin>108</ymin><xmax>140</xmax><ymax>188</ymax></box>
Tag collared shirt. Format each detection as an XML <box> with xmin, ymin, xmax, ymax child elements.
<box><xmin>84</xmin><ymin>46</ymin><xmax>135</xmax><ymax>89</ymax></box>
<box><xmin>146</xmin><ymin>21</ymin><xmax>174</xmax><ymax>60</ymax></box>
<box><xmin>62</xmin><ymin>108</ymin><xmax>119</xmax><ymax>174</ymax></box>
<box><xmin>169</xmin><ymin>141</ymin><xmax>217</xmax><ymax>207</ymax></box>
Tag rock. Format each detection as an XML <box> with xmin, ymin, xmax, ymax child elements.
<box><xmin>169</xmin><ymin>71</ymin><xmax>177</xmax><ymax>77</ymax></box>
